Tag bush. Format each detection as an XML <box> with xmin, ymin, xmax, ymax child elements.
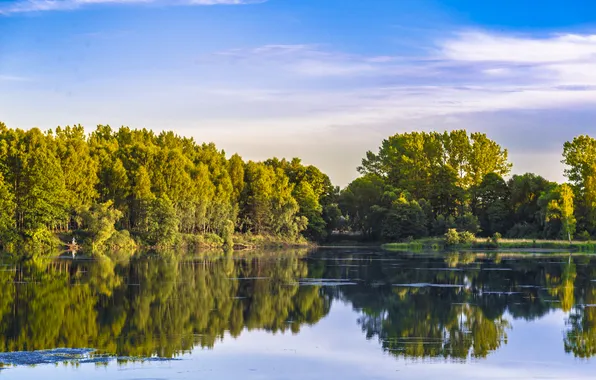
<box><xmin>204</xmin><ymin>233</ymin><xmax>224</xmax><ymax>247</ymax></box>
<box><xmin>458</xmin><ymin>231</ymin><xmax>476</xmax><ymax>244</ymax></box>
<box><xmin>491</xmin><ymin>232</ymin><xmax>502</xmax><ymax>244</ymax></box>
<box><xmin>106</xmin><ymin>230</ymin><xmax>137</xmax><ymax>251</ymax></box>
<box><xmin>577</xmin><ymin>230</ymin><xmax>591</xmax><ymax>241</ymax></box>
<box><xmin>445</xmin><ymin>228</ymin><xmax>460</xmax><ymax>246</ymax></box>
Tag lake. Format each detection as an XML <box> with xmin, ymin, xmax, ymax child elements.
<box><xmin>0</xmin><ymin>248</ymin><xmax>595</xmax><ymax>379</ymax></box>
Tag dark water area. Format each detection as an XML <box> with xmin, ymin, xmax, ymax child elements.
<box><xmin>0</xmin><ymin>248</ymin><xmax>596</xmax><ymax>379</ymax></box>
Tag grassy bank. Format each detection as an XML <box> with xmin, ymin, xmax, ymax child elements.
<box><xmin>382</xmin><ymin>237</ymin><xmax>596</xmax><ymax>253</ymax></box>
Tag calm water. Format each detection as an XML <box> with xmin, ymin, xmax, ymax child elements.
<box><xmin>1</xmin><ymin>248</ymin><xmax>596</xmax><ymax>379</ymax></box>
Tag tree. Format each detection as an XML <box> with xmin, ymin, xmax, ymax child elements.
<box><xmin>0</xmin><ymin>173</ymin><xmax>15</xmax><ymax>244</ymax></box>
<box><xmin>228</xmin><ymin>153</ymin><xmax>245</xmax><ymax>202</ymax></box>
<box><xmin>472</xmin><ymin>173</ymin><xmax>511</xmax><ymax>236</ymax></box>
<box><xmin>293</xmin><ymin>180</ymin><xmax>325</xmax><ymax>241</ymax></box>
<box><xmin>131</xmin><ymin>165</ymin><xmax>154</xmax><ymax>232</ymax></box>
<box><xmin>54</xmin><ymin>125</ymin><xmax>99</xmax><ymax>227</ymax></box>
<box><xmin>508</xmin><ymin>173</ymin><xmax>552</xmax><ymax>222</ymax></box>
<box><xmin>563</xmin><ymin>136</ymin><xmax>596</xmax><ymax>234</ymax></box>
<box><xmin>83</xmin><ymin>201</ymin><xmax>124</xmax><ymax>251</ymax></box>
<box><xmin>146</xmin><ymin>196</ymin><xmax>179</xmax><ymax>246</ymax></box>
<box><xmin>539</xmin><ymin>184</ymin><xmax>576</xmax><ymax>241</ymax></box>
<box><xmin>381</xmin><ymin>196</ymin><xmax>428</xmax><ymax>241</ymax></box>
<box><xmin>466</xmin><ymin>132</ymin><xmax>512</xmax><ymax>187</ymax></box>
<box><xmin>339</xmin><ymin>174</ymin><xmax>386</xmax><ymax>239</ymax></box>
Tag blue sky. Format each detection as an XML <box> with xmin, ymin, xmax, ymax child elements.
<box><xmin>1</xmin><ymin>0</ymin><xmax>596</xmax><ymax>185</ymax></box>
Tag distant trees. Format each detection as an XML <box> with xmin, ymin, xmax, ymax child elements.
<box><xmin>341</xmin><ymin>129</ymin><xmax>593</xmax><ymax>242</ymax></box>
<box><xmin>2</xmin><ymin>122</ymin><xmax>596</xmax><ymax>250</ymax></box>
<box><xmin>0</xmin><ymin>123</ymin><xmax>336</xmax><ymax>253</ymax></box>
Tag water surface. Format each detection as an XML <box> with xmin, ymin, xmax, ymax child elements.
<box><xmin>0</xmin><ymin>248</ymin><xmax>595</xmax><ymax>379</ymax></box>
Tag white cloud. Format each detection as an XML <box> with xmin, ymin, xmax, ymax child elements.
<box><xmin>442</xmin><ymin>32</ymin><xmax>596</xmax><ymax>63</ymax></box>
<box><xmin>0</xmin><ymin>0</ymin><xmax>263</xmax><ymax>14</ymax></box>
<box><xmin>0</xmin><ymin>75</ymin><xmax>31</xmax><ymax>81</ymax></box>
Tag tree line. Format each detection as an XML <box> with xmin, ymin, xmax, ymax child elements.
<box><xmin>1</xmin><ymin>122</ymin><xmax>596</xmax><ymax>252</ymax></box>
<box><xmin>0</xmin><ymin>122</ymin><xmax>340</xmax><ymax>252</ymax></box>
<box><xmin>339</xmin><ymin>130</ymin><xmax>592</xmax><ymax>242</ymax></box>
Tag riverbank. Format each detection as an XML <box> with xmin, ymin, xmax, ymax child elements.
<box><xmin>382</xmin><ymin>238</ymin><xmax>596</xmax><ymax>252</ymax></box>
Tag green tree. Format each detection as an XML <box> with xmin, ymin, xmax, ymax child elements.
<box><xmin>507</xmin><ymin>173</ymin><xmax>554</xmax><ymax>237</ymax></box>
<box><xmin>539</xmin><ymin>184</ymin><xmax>576</xmax><ymax>240</ymax></box>
<box><xmin>0</xmin><ymin>173</ymin><xmax>15</xmax><ymax>244</ymax></box>
<box><xmin>131</xmin><ymin>165</ymin><xmax>154</xmax><ymax>232</ymax></box>
<box><xmin>83</xmin><ymin>201</ymin><xmax>124</xmax><ymax>252</ymax></box>
<box><xmin>54</xmin><ymin>125</ymin><xmax>99</xmax><ymax>228</ymax></box>
<box><xmin>146</xmin><ymin>196</ymin><xmax>179</xmax><ymax>246</ymax></box>
<box><xmin>472</xmin><ymin>173</ymin><xmax>511</xmax><ymax>236</ymax></box>
<box><xmin>563</xmin><ymin>136</ymin><xmax>596</xmax><ymax>234</ymax></box>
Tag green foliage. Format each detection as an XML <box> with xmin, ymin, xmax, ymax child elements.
<box><xmin>445</xmin><ymin>228</ymin><xmax>460</xmax><ymax>246</ymax></box>
<box><xmin>343</xmin><ymin>130</ymin><xmax>518</xmax><ymax>241</ymax></box>
<box><xmin>473</xmin><ymin>173</ymin><xmax>511</xmax><ymax>236</ymax></box>
<box><xmin>456</xmin><ymin>212</ymin><xmax>480</xmax><ymax>233</ymax></box>
<box><xmin>0</xmin><ymin>173</ymin><xmax>16</xmax><ymax>245</ymax></box>
<box><xmin>222</xmin><ymin>219</ymin><xmax>235</xmax><ymax>248</ymax></box>
<box><xmin>358</xmin><ymin>130</ymin><xmax>510</xmax><ymax>198</ymax></box>
<box><xmin>381</xmin><ymin>196</ymin><xmax>428</xmax><ymax>242</ymax></box>
<box><xmin>0</xmin><ymin>123</ymin><xmax>339</xmax><ymax>253</ymax></box>
<box><xmin>459</xmin><ymin>231</ymin><xmax>476</xmax><ymax>244</ymax></box>
<box><xmin>539</xmin><ymin>183</ymin><xmax>576</xmax><ymax>241</ymax></box>
<box><xmin>576</xmin><ymin>230</ymin><xmax>591</xmax><ymax>241</ymax></box>
<box><xmin>83</xmin><ymin>201</ymin><xmax>133</xmax><ymax>253</ymax></box>
<box><xmin>146</xmin><ymin>196</ymin><xmax>179</xmax><ymax>247</ymax></box>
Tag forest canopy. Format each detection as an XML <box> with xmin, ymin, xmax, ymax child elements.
<box><xmin>0</xmin><ymin>122</ymin><xmax>594</xmax><ymax>253</ymax></box>
<box><xmin>0</xmin><ymin>122</ymin><xmax>339</xmax><ymax>253</ymax></box>
<box><xmin>340</xmin><ymin>130</ymin><xmax>593</xmax><ymax>242</ymax></box>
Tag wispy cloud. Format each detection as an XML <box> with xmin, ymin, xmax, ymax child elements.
<box><xmin>0</xmin><ymin>75</ymin><xmax>31</xmax><ymax>82</ymax></box>
<box><xmin>212</xmin><ymin>44</ymin><xmax>394</xmax><ymax>77</ymax></box>
<box><xmin>189</xmin><ymin>30</ymin><xmax>596</xmax><ymax>183</ymax></box>
<box><xmin>0</xmin><ymin>0</ymin><xmax>264</xmax><ymax>14</ymax></box>
<box><xmin>209</xmin><ymin>30</ymin><xmax>596</xmax><ymax>111</ymax></box>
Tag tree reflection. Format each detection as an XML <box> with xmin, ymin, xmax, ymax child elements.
<box><xmin>1</xmin><ymin>251</ymin><xmax>595</xmax><ymax>362</ymax></box>
<box><xmin>310</xmin><ymin>251</ymin><xmax>594</xmax><ymax>361</ymax></box>
<box><xmin>0</xmin><ymin>249</ymin><xmax>331</xmax><ymax>358</ymax></box>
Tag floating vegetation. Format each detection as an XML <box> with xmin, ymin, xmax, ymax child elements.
<box><xmin>0</xmin><ymin>348</ymin><xmax>180</xmax><ymax>368</ymax></box>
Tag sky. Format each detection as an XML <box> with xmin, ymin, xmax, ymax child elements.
<box><xmin>1</xmin><ymin>0</ymin><xmax>596</xmax><ymax>186</ymax></box>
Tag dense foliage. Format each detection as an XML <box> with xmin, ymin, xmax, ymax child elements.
<box><xmin>0</xmin><ymin>123</ymin><xmax>338</xmax><ymax>253</ymax></box>
<box><xmin>340</xmin><ymin>130</ymin><xmax>592</xmax><ymax>242</ymax></box>
<box><xmin>2</xmin><ymin>122</ymin><xmax>596</xmax><ymax>251</ymax></box>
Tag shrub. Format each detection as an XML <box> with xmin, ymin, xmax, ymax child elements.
<box><xmin>491</xmin><ymin>232</ymin><xmax>502</xmax><ymax>244</ymax></box>
<box><xmin>204</xmin><ymin>233</ymin><xmax>224</xmax><ymax>247</ymax></box>
<box><xmin>445</xmin><ymin>228</ymin><xmax>460</xmax><ymax>246</ymax></box>
<box><xmin>458</xmin><ymin>231</ymin><xmax>476</xmax><ymax>244</ymax></box>
<box><xmin>577</xmin><ymin>230</ymin><xmax>591</xmax><ymax>241</ymax></box>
